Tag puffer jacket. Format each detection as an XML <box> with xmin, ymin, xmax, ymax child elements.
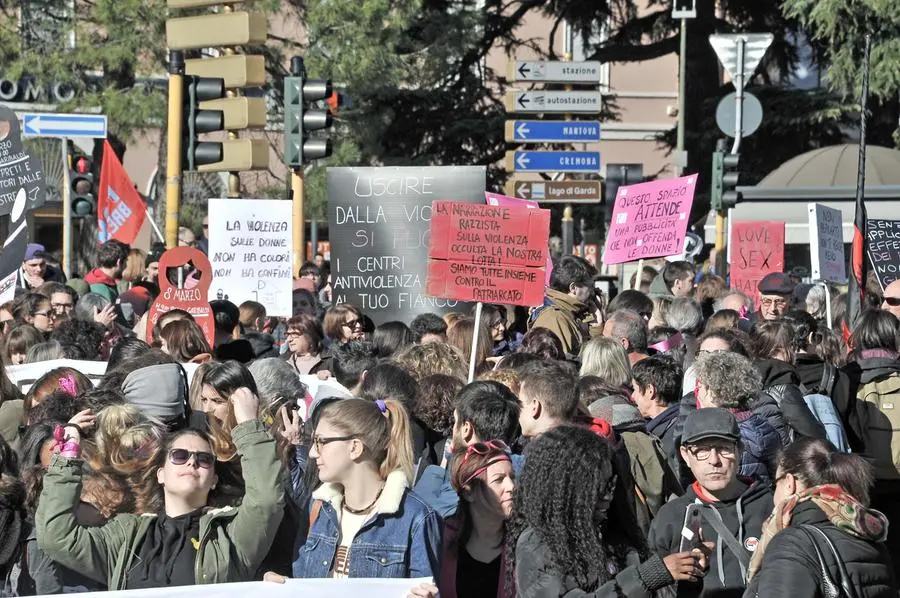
<box><xmin>743</xmin><ymin>502</ymin><xmax>897</xmax><ymax>598</ymax></box>
<box><xmin>752</xmin><ymin>359</ymin><xmax>826</xmax><ymax>443</ymax></box>
<box><xmin>734</xmin><ymin>411</ymin><xmax>779</xmax><ymax>483</ymax></box>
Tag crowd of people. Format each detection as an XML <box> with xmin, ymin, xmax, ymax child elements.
<box><xmin>0</xmin><ymin>238</ymin><xmax>898</xmax><ymax>597</ymax></box>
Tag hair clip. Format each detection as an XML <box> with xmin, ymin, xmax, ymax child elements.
<box><xmin>58</xmin><ymin>374</ymin><xmax>78</xmax><ymax>397</ymax></box>
<box><xmin>374</xmin><ymin>399</ymin><xmax>387</xmax><ymax>414</ymax></box>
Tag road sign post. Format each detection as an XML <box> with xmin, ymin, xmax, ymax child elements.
<box><xmin>504</xmin><ymin>180</ymin><xmax>602</xmax><ymax>203</ymax></box>
<box><xmin>508</xmin><ymin>60</ymin><xmax>602</xmax><ymax>84</ymax></box>
<box><xmin>22</xmin><ymin>114</ymin><xmax>108</xmax><ymax>138</ymax></box>
<box><xmin>505</xmin><ymin>151</ymin><xmax>601</xmax><ymax>173</ymax></box>
<box><xmin>504</xmin><ymin>120</ymin><xmax>601</xmax><ymax>143</ymax></box>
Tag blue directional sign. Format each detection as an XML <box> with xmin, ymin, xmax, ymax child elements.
<box><xmin>22</xmin><ymin>113</ymin><xmax>107</xmax><ymax>139</ymax></box>
<box><xmin>505</xmin><ymin>120</ymin><xmax>601</xmax><ymax>143</ymax></box>
<box><xmin>505</xmin><ymin>150</ymin><xmax>601</xmax><ymax>173</ymax></box>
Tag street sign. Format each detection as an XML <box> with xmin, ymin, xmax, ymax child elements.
<box><xmin>504</xmin><ymin>120</ymin><xmax>601</xmax><ymax>143</ymax></box>
<box><xmin>505</xmin><ymin>180</ymin><xmax>602</xmax><ymax>203</ymax></box>
<box><xmin>509</xmin><ymin>61</ymin><xmax>602</xmax><ymax>84</ymax></box>
<box><xmin>505</xmin><ymin>151</ymin><xmax>600</xmax><ymax>173</ymax></box>
<box><xmin>672</xmin><ymin>0</ymin><xmax>696</xmax><ymax>18</ymax></box>
<box><xmin>504</xmin><ymin>90</ymin><xmax>602</xmax><ymax>114</ymax></box>
<box><xmin>22</xmin><ymin>113</ymin><xmax>107</xmax><ymax>138</ymax></box>
<box><xmin>709</xmin><ymin>34</ymin><xmax>774</xmax><ymax>89</ymax></box>
<box><xmin>715</xmin><ymin>91</ymin><xmax>763</xmax><ymax>138</ymax></box>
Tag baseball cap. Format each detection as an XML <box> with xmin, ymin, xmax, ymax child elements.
<box><xmin>23</xmin><ymin>244</ymin><xmax>45</xmax><ymax>262</ymax></box>
<box><xmin>681</xmin><ymin>408</ymin><xmax>740</xmax><ymax>445</ymax></box>
<box><xmin>757</xmin><ymin>272</ymin><xmax>795</xmax><ymax>295</ymax></box>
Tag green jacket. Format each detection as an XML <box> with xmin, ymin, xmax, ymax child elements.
<box><xmin>530</xmin><ymin>288</ymin><xmax>589</xmax><ymax>358</ymax></box>
<box><xmin>36</xmin><ymin>420</ymin><xmax>284</xmax><ymax>590</ymax></box>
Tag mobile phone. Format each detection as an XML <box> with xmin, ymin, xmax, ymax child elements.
<box><xmin>679</xmin><ymin>505</ymin><xmax>703</xmax><ymax>552</ymax></box>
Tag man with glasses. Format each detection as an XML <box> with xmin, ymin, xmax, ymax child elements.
<box><xmin>881</xmin><ymin>279</ymin><xmax>900</xmax><ymax>319</ymax></box>
<box><xmin>756</xmin><ymin>272</ymin><xmax>794</xmax><ymax>321</ymax></box>
<box><xmin>648</xmin><ymin>408</ymin><xmax>773</xmax><ymax>598</ymax></box>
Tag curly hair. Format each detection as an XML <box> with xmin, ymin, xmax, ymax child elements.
<box><xmin>694</xmin><ymin>351</ymin><xmax>762</xmax><ymax>409</ymax></box>
<box><xmin>478</xmin><ymin>369</ymin><xmax>520</xmax><ymax>397</ymax></box>
<box><xmin>414</xmin><ymin>374</ymin><xmax>464</xmax><ymax>436</ymax></box>
<box><xmin>395</xmin><ymin>342</ymin><xmax>467</xmax><ymax>381</ymax></box>
<box><xmin>508</xmin><ymin>426</ymin><xmax>645</xmax><ymax>591</ymax></box>
<box><xmin>49</xmin><ymin>319</ymin><xmax>107</xmax><ymax>361</ymax></box>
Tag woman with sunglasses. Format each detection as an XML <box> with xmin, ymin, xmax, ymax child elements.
<box><xmin>35</xmin><ymin>387</ymin><xmax>284</xmax><ymax>590</ymax></box>
<box><xmin>411</xmin><ymin>440</ymin><xmax>515</xmax><ymax>598</ymax></box>
<box><xmin>322</xmin><ymin>304</ymin><xmax>366</xmax><ymax>345</ymax></box>
<box><xmin>268</xmin><ymin>398</ymin><xmax>441</xmax><ymax>582</ymax></box>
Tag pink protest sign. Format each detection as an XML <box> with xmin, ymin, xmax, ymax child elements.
<box><xmin>485</xmin><ymin>191</ymin><xmax>552</xmax><ymax>285</ymax></box>
<box><xmin>602</xmin><ymin>174</ymin><xmax>698</xmax><ymax>266</ymax></box>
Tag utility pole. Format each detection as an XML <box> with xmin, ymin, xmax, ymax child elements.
<box><xmin>165</xmin><ymin>50</ymin><xmax>185</xmax><ymax>249</ymax></box>
<box><xmin>561</xmin><ymin>19</ymin><xmax>574</xmax><ymax>256</ymax></box>
<box><xmin>673</xmin><ymin>0</ymin><xmax>695</xmax><ymax>176</ymax></box>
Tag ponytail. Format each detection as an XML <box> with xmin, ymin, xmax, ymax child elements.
<box><xmin>382</xmin><ymin>399</ymin><xmax>415</xmax><ymax>484</ymax></box>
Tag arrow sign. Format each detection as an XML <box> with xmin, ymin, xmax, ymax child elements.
<box><xmin>505</xmin><ymin>180</ymin><xmax>602</xmax><ymax>203</ymax></box>
<box><xmin>708</xmin><ymin>34</ymin><xmax>773</xmax><ymax>89</ymax></box>
<box><xmin>505</xmin><ymin>120</ymin><xmax>601</xmax><ymax>143</ymax></box>
<box><xmin>504</xmin><ymin>90</ymin><xmax>602</xmax><ymax>114</ymax></box>
<box><xmin>509</xmin><ymin>60</ymin><xmax>601</xmax><ymax>83</ymax></box>
<box><xmin>22</xmin><ymin>113</ymin><xmax>108</xmax><ymax>138</ymax></box>
<box><xmin>504</xmin><ymin>151</ymin><xmax>601</xmax><ymax>173</ymax></box>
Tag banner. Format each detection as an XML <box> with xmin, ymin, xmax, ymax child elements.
<box><xmin>866</xmin><ymin>218</ymin><xmax>900</xmax><ymax>291</ymax></box>
<box><xmin>426</xmin><ymin>201</ymin><xmax>549</xmax><ymax>306</ymax></box>
<box><xmin>35</xmin><ymin>577</ymin><xmax>432</xmax><ymax>598</ymax></box>
<box><xmin>327</xmin><ymin>166</ymin><xmax>485</xmax><ymax>324</ymax></box>
<box><xmin>5</xmin><ymin>359</ymin><xmax>203</xmax><ymax>393</ymax></box>
<box><xmin>97</xmin><ymin>140</ymin><xmax>146</xmax><ymax>244</ymax></box>
<box><xmin>808</xmin><ymin>203</ymin><xmax>846</xmax><ymax>283</ymax></box>
<box><xmin>484</xmin><ymin>191</ymin><xmax>553</xmax><ymax>284</ymax></box>
<box><xmin>729</xmin><ymin>221</ymin><xmax>785</xmax><ymax>305</ymax></box>
<box><xmin>603</xmin><ymin>174</ymin><xmax>698</xmax><ymax>266</ymax></box>
<box><xmin>207</xmin><ymin>198</ymin><xmax>293</xmax><ymax>317</ymax></box>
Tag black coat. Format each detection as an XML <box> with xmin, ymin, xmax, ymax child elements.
<box><xmin>752</xmin><ymin>359</ymin><xmax>826</xmax><ymax>442</ymax></box>
<box><xmin>743</xmin><ymin>502</ymin><xmax>897</xmax><ymax>598</ymax></box>
<box><xmin>795</xmin><ymin>354</ymin><xmax>852</xmax><ymax>416</ymax></box>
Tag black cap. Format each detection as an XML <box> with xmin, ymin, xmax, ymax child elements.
<box><xmin>757</xmin><ymin>272</ymin><xmax>795</xmax><ymax>295</ymax></box>
<box><xmin>682</xmin><ymin>408</ymin><xmax>740</xmax><ymax>445</ymax></box>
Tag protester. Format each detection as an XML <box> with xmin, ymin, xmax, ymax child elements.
<box><xmin>649</xmin><ymin>261</ymin><xmax>695</xmax><ymax>298</ymax></box>
<box><xmin>13</xmin><ymin>294</ymin><xmax>55</xmax><ymax>336</ymax></box>
<box><xmin>705</xmin><ymin>309</ymin><xmax>740</xmax><ymax>332</ymax></box>
<box><xmin>714</xmin><ymin>292</ymin><xmax>754</xmax><ymax>316</ymax></box>
<box><xmin>19</xmin><ymin>244</ymin><xmax>66</xmax><ymax>291</ymax></box>
<box><xmin>410</xmin><ymin>313</ymin><xmax>448</xmax><ymax>344</ymax></box>
<box><xmin>3</xmin><ymin>325</ymin><xmax>44</xmax><ymax>365</ymax></box>
<box><xmin>580</xmin><ymin>337</ymin><xmax>632</xmax><ymax>389</ymax></box>
<box><xmin>118</xmin><ymin>248</ymin><xmax>147</xmax><ymax>293</ymax></box>
<box><xmin>373</xmin><ymin>321</ymin><xmax>415</xmax><ymax>360</ymax></box>
<box><xmin>37</xmin><ymin>282</ymin><xmax>77</xmax><ymax>322</ymax></box>
<box><xmin>37</xmin><ymin>387</ymin><xmax>284</xmax><ymax>589</ymax></box>
<box><xmin>603</xmin><ymin>309</ymin><xmax>650</xmax><ymax>365</ymax></box>
<box><xmin>517</xmin><ymin>327</ymin><xmax>565</xmax><ymax>361</ymax></box>
<box><xmin>630</xmin><ymin>265</ymin><xmax>659</xmax><ymax>295</ymax></box>
<box><xmin>529</xmin><ymin>255</ymin><xmax>596</xmax><ymax>358</ymax></box>
<box><xmin>0</xmin><ymin>304</ymin><xmax>14</xmax><ymax>337</ymax></box>
<box><xmin>744</xmin><ymin>438</ymin><xmax>897</xmax><ymax>597</ymax></box>
<box><xmin>282</xmin><ymin>313</ymin><xmax>329</xmax><ymax>375</ymax></box>
<box><xmin>694</xmin><ymin>274</ymin><xmax>726</xmax><ymax>320</ymax></box>
<box><xmin>84</xmin><ymin>241</ymin><xmax>128</xmax><ymax>303</ymax></box>
<box><xmin>447</xmin><ymin>318</ymin><xmax>492</xmax><ymax>375</ymax></box>
<box><xmin>396</xmin><ymin>342</ymin><xmax>467</xmax><ymax>381</ymax></box>
<box><xmin>158</xmin><ymin>319</ymin><xmax>213</xmax><ymax>363</ymax></box>
<box><xmin>239</xmin><ymin>301</ymin><xmax>267</xmax><ymax>333</ymax></box>
<box><xmin>323</xmin><ymin>304</ymin><xmax>365</xmax><ymax>344</ymax></box>
<box><xmin>632</xmin><ymin>354</ymin><xmax>683</xmax><ymax>475</ymax></box>
<box><xmin>50</xmin><ymin>319</ymin><xmax>107</xmax><ymax>361</ymax></box>
<box><xmin>608</xmin><ymin>290</ymin><xmax>654</xmax><ymax>322</ymax></box>
<box><xmin>517</xmin><ymin>360</ymin><xmax>580</xmax><ymax>439</ymax></box>
<box><xmin>331</xmin><ymin>340</ymin><xmax>379</xmax><ymax>396</ymax></box>
<box><xmin>756</xmin><ymin>273</ymin><xmax>794</xmax><ymax>321</ymax></box>
<box><xmin>510</xmin><ymin>425</ymin><xmax>701</xmax><ymax>598</ymax></box>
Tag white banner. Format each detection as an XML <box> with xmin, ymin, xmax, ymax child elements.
<box><xmin>808</xmin><ymin>203</ymin><xmax>847</xmax><ymax>283</ymax></box>
<box><xmin>6</xmin><ymin>360</ymin><xmax>201</xmax><ymax>393</ymax></box>
<box><xmin>36</xmin><ymin>578</ymin><xmax>431</xmax><ymax>598</ymax></box>
<box><xmin>208</xmin><ymin>199</ymin><xmax>294</xmax><ymax>317</ymax></box>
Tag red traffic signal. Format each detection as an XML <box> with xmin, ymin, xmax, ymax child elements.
<box><xmin>74</xmin><ymin>156</ymin><xmax>91</xmax><ymax>175</ymax></box>
<box><xmin>326</xmin><ymin>91</ymin><xmax>342</xmax><ymax>114</ymax></box>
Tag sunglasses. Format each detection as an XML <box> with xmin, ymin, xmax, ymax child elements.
<box><xmin>460</xmin><ymin>439</ymin><xmax>510</xmax><ymax>464</ymax></box>
<box><xmin>168</xmin><ymin>449</ymin><xmax>215</xmax><ymax>469</ymax></box>
<box><xmin>884</xmin><ymin>297</ymin><xmax>900</xmax><ymax>307</ymax></box>
<box><xmin>342</xmin><ymin>319</ymin><xmax>361</xmax><ymax>329</ymax></box>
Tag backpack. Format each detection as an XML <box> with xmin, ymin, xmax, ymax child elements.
<box><xmin>801</xmin><ymin>393</ymin><xmax>851</xmax><ymax>453</ymax></box>
<box><xmin>855</xmin><ymin>373</ymin><xmax>900</xmax><ymax>479</ymax></box>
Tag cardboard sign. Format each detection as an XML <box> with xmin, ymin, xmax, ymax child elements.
<box><xmin>207</xmin><ymin>198</ymin><xmax>293</xmax><ymax>317</ymax></box>
<box><xmin>0</xmin><ymin>105</ymin><xmax>47</xmax><ymax>289</ymax></box>
<box><xmin>328</xmin><ymin>166</ymin><xmax>485</xmax><ymax>324</ymax></box>
<box><xmin>808</xmin><ymin>204</ymin><xmax>846</xmax><ymax>283</ymax></box>
<box><xmin>867</xmin><ymin>219</ymin><xmax>900</xmax><ymax>291</ymax></box>
<box><xmin>729</xmin><ymin>221</ymin><xmax>785</xmax><ymax>304</ymax></box>
<box><xmin>146</xmin><ymin>247</ymin><xmax>215</xmax><ymax>346</ymax></box>
<box><xmin>426</xmin><ymin>201</ymin><xmax>549</xmax><ymax>306</ymax></box>
<box><xmin>485</xmin><ymin>191</ymin><xmax>553</xmax><ymax>285</ymax></box>
<box><xmin>603</xmin><ymin>174</ymin><xmax>698</xmax><ymax>265</ymax></box>
<box><xmin>0</xmin><ymin>270</ymin><xmax>16</xmax><ymax>306</ymax></box>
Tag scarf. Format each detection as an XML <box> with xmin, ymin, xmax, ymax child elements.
<box><xmin>747</xmin><ymin>484</ymin><xmax>888</xmax><ymax>580</ymax></box>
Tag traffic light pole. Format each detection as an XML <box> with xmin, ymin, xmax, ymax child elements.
<box><xmin>715</xmin><ymin>39</ymin><xmax>745</xmax><ymax>275</ymax></box>
<box><xmin>291</xmin><ymin>168</ymin><xmax>305</xmax><ymax>268</ymax></box>
<box><xmin>166</xmin><ymin>50</ymin><xmax>185</xmax><ymax>249</ymax></box>
<box><xmin>61</xmin><ymin>137</ymin><xmax>72</xmax><ymax>278</ymax></box>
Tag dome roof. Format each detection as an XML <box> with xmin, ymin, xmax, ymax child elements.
<box><xmin>758</xmin><ymin>144</ymin><xmax>900</xmax><ymax>188</ymax></box>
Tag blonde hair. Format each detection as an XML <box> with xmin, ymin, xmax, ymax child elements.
<box><xmin>123</xmin><ymin>249</ymin><xmax>147</xmax><ymax>282</ymax></box>
<box><xmin>320</xmin><ymin>399</ymin><xmax>415</xmax><ymax>484</ymax></box>
<box><xmin>395</xmin><ymin>342</ymin><xmax>467</xmax><ymax>381</ymax></box>
<box><xmin>447</xmin><ymin>317</ymin><xmax>492</xmax><ymax>371</ymax></box>
<box><xmin>579</xmin><ymin>337</ymin><xmax>632</xmax><ymax>388</ymax></box>
<box><xmin>478</xmin><ymin>369</ymin><xmax>520</xmax><ymax>396</ymax></box>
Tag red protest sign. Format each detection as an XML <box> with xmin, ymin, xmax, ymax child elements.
<box><xmin>426</xmin><ymin>201</ymin><xmax>549</xmax><ymax>306</ymax></box>
<box><xmin>146</xmin><ymin>247</ymin><xmax>215</xmax><ymax>347</ymax></box>
<box><xmin>730</xmin><ymin>221</ymin><xmax>785</xmax><ymax>305</ymax></box>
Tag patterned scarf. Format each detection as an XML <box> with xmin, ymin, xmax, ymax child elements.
<box><xmin>748</xmin><ymin>484</ymin><xmax>888</xmax><ymax>580</ymax></box>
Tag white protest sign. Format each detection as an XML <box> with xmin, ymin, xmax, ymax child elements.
<box><xmin>808</xmin><ymin>203</ymin><xmax>847</xmax><ymax>283</ymax></box>
<box><xmin>35</xmin><ymin>577</ymin><xmax>432</xmax><ymax>598</ymax></box>
<box><xmin>6</xmin><ymin>360</ymin><xmax>202</xmax><ymax>393</ymax></box>
<box><xmin>0</xmin><ymin>270</ymin><xmax>16</xmax><ymax>305</ymax></box>
<box><xmin>208</xmin><ymin>199</ymin><xmax>293</xmax><ymax>317</ymax></box>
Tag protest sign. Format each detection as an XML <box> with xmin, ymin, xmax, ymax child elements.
<box><xmin>808</xmin><ymin>204</ymin><xmax>846</xmax><ymax>283</ymax></box>
<box><xmin>0</xmin><ymin>270</ymin><xmax>15</xmax><ymax>306</ymax></box>
<box><xmin>867</xmin><ymin>218</ymin><xmax>900</xmax><ymax>291</ymax></box>
<box><xmin>33</xmin><ymin>577</ymin><xmax>433</xmax><ymax>598</ymax></box>
<box><xmin>485</xmin><ymin>191</ymin><xmax>553</xmax><ymax>285</ymax></box>
<box><xmin>603</xmin><ymin>174</ymin><xmax>698</xmax><ymax>265</ymax></box>
<box><xmin>426</xmin><ymin>201</ymin><xmax>550</xmax><ymax>306</ymax></box>
<box><xmin>328</xmin><ymin>166</ymin><xmax>485</xmax><ymax>324</ymax></box>
<box><xmin>208</xmin><ymin>198</ymin><xmax>293</xmax><ymax>316</ymax></box>
<box><xmin>729</xmin><ymin>221</ymin><xmax>785</xmax><ymax>304</ymax></box>
<box><xmin>146</xmin><ymin>247</ymin><xmax>215</xmax><ymax>346</ymax></box>
<box><xmin>0</xmin><ymin>105</ymin><xmax>47</xmax><ymax>288</ymax></box>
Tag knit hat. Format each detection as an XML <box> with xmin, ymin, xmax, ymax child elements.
<box><xmin>122</xmin><ymin>364</ymin><xmax>187</xmax><ymax>422</ymax></box>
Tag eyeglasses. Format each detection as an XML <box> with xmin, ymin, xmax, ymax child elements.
<box><xmin>460</xmin><ymin>440</ymin><xmax>510</xmax><ymax>464</ymax></box>
<box><xmin>286</xmin><ymin>330</ymin><xmax>303</xmax><ymax>338</ymax></box>
<box><xmin>342</xmin><ymin>319</ymin><xmax>361</xmax><ymax>329</ymax></box>
<box><xmin>489</xmin><ymin>319</ymin><xmax>504</xmax><ymax>329</ymax></box>
<box><xmin>51</xmin><ymin>303</ymin><xmax>74</xmax><ymax>313</ymax></box>
<box><xmin>884</xmin><ymin>297</ymin><xmax>900</xmax><ymax>307</ymax></box>
<box><xmin>33</xmin><ymin>311</ymin><xmax>51</xmax><ymax>318</ymax></box>
<box><xmin>686</xmin><ymin>444</ymin><xmax>737</xmax><ymax>461</ymax></box>
<box><xmin>759</xmin><ymin>298</ymin><xmax>787</xmax><ymax>308</ymax></box>
<box><xmin>168</xmin><ymin>449</ymin><xmax>215</xmax><ymax>469</ymax></box>
<box><xmin>312</xmin><ymin>435</ymin><xmax>357</xmax><ymax>452</ymax></box>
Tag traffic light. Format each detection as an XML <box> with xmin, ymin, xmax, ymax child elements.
<box><xmin>70</xmin><ymin>154</ymin><xmax>95</xmax><ymax>216</ymax></box>
<box><xmin>284</xmin><ymin>57</ymin><xmax>334</xmax><ymax>169</ymax></box>
<box><xmin>710</xmin><ymin>150</ymin><xmax>742</xmax><ymax>211</ymax></box>
<box><xmin>183</xmin><ymin>76</ymin><xmax>225</xmax><ymax>171</ymax></box>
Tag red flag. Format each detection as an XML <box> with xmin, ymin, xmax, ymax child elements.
<box><xmin>97</xmin><ymin>140</ymin><xmax>146</xmax><ymax>244</ymax></box>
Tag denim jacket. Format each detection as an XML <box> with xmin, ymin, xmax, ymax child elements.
<box><xmin>292</xmin><ymin>470</ymin><xmax>443</xmax><ymax>579</ymax></box>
